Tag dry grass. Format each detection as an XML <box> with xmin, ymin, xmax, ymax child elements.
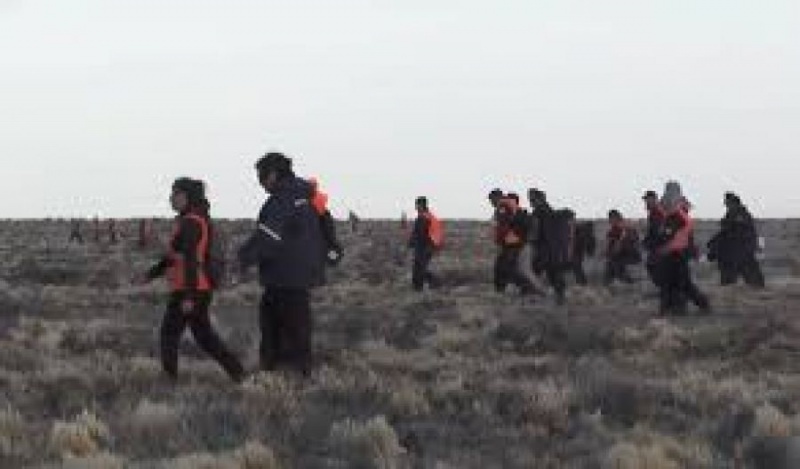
<box><xmin>2</xmin><ymin>219</ymin><xmax>800</xmax><ymax>467</ymax></box>
<box><xmin>50</xmin><ymin>410</ymin><xmax>110</xmax><ymax>459</ymax></box>
<box><xmin>329</xmin><ymin>415</ymin><xmax>406</xmax><ymax>469</ymax></box>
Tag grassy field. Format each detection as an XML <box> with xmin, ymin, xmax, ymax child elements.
<box><xmin>1</xmin><ymin>218</ymin><xmax>799</xmax><ymax>468</ymax></box>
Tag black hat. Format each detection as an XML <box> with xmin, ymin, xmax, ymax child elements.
<box><xmin>608</xmin><ymin>209</ymin><xmax>622</xmax><ymax>219</ymax></box>
<box><xmin>488</xmin><ymin>188</ymin><xmax>504</xmax><ymax>200</ymax></box>
<box><xmin>172</xmin><ymin>177</ymin><xmax>206</xmax><ymax>205</ymax></box>
<box><xmin>528</xmin><ymin>188</ymin><xmax>546</xmax><ymax>201</ymax></box>
<box><xmin>256</xmin><ymin>152</ymin><xmax>293</xmax><ymax>177</ymax></box>
<box><xmin>415</xmin><ymin>196</ymin><xmax>428</xmax><ymax>208</ymax></box>
<box><xmin>642</xmin><ymin>190</ymin><xmax>658</xmax><ymax>200</ymax></box>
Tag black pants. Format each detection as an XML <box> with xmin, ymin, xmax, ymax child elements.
<box><xmin>659</xmin><ymin>253</ymin><xmax>709</xmax><ymax>314</ymax></box>
<box><xmin>645</xmin><ymin>254</ymin><xmax>662</xmax><ymax>288</ymax></box>
<box><xmin>260</xmin><ymin>288</ymin><xmax>312</xmax><ymax>374</ymax></box>
<box><xmin>720</xmin><ymin>257</ymin><xmax>765</xmax><ymax>288</ymax></box>
<box><xmin>495</xmin><ymin>247</ymin><xmax>535</xmax><ymax>294</ymax></box>
<box><xmin>570</xmin><ymin>257</ymin><xmax>588</xmax><ymax>286</ymax></box>
<box><xmin>160</xmin><ymin>292</ymin><xmax>244</xmax><ymax>382</ymax></box>
<box><xmin>412</xmin><ymin>249</ymin><xmax>439</xmax><ymax>291</ymax></box>
<box><xmin>605</xmin><ymin>257</ymin><xmax>634</xmax><ymax>285</ymax></box>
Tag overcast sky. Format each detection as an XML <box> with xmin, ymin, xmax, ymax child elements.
<box><xmin>0</xmin><ymin>0</ymin><xmax>797</xmax><ymax>219</ymax></box>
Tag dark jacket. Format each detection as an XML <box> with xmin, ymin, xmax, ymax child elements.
<box><xmin>409</xmin><ymin>212</ymin><xmax>434</xmax><ymax>253</ymax></box>
<box><xmin>643</xmin><ymin>205</ymin><xmax>666</xmax><ymax>254</ymax></box>
<box><xmin>237</xmin><ymin>176</ymin><xmax>324</xmax><ymax>289</ymax></box>
<box><xmin>709</xmin><ymin>204</ymin><xmax>758</xmax><ymax>263</ymax></box>
<box><xmin>530</xmin><ymin>203</ymin><xmax>571</xmax><ymax>267</ymax></box>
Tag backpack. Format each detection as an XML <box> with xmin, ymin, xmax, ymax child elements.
<box><xmin>427</xmin><ymin>213</ymin><xmax>445</xmax><ymax>249</ymax></box>
<box><xmin>206</xmin><ymin>224</ymin><xmax>228</xmax><ymax>288</ymax></box>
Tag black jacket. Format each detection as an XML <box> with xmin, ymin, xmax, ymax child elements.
<box><xmin>709</xmin><ymin>204</ymin><xmax>758</xmax><ymax>263</ymax></box>
<box><xmin>530</xmin><ymin>203</ymin><xmax>571</xmax><ymax>267</ymax></box>
<box><xmin>409</xmin><ymin>213</ymin><xmax>434</xmax><ymax>253</ymax></box>
<box><xmin>237</xmin><ymin>176</ymin><xmax>324</xmax><ymax>289</ymax></box>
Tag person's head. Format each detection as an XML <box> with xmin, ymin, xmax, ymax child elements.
<box><xmin>488</xmin><ymin>188</ymin><xmax>504</xmax><ymax>208</ymax></box>
<box><xmin>724</xmin><ymin>192</ymin><xmax>741</xmax><ymax>208</ymax></box>
<box><xmin>415</xmin><ymin>196</ymin><xmax>429</xmax><ymax>213</ymax></box>
<box><xmin>661</xmin><ymin>180</ymin><xmax>684</xmax><ymax>211</ymax></box>
<box><xmin>171</xmin><ymin>177</ymin><xmax>207</xmax><ymax>214</ymax></box>
<box><xmin>642</xmin><ymin>190</ymin><xmax>659</xmax><ymax>210</ymax></box>
<box><xmin>608</xmin><ymin>209</ymin><xmax>623</xmax><ymax>223</ymax></box>
<box><xmin>255</xmin><ymin>152</ymin><xmax>294</xmax><ymax>193</ymax></box>
<box><xmin>528</xmin><ymin>188</ymin><xmax>546</xmax><ymax>208</ymax></box>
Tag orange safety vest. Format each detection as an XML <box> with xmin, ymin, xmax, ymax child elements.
<box><xmin>168</xmin><ymin>213</ymin><xmax>212</xmax><ymax>292</ymax></box>
<box><xmin>308</xmin><ymin>177</ymin><xmax>329</xmax><ymax>215</ymax></box>
<box><xmin>423</xmin><ymin>212</ymin><xmax>444</xmax><ymax>248</ymax></box>
<box><xmin>666</xmin><ymin>208</ymin><xmax>693</xmax><ymax>253</ymax></box>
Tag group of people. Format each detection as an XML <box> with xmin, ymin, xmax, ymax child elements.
<box><xmin>410</xmin><ymin>181</ymin><xmax>765</xmax><ymax>317</ymax></box>
<box><xmin>142</xmin><ymin>151</ymin><xmax>766</xmax><ymax>383</ymax></box>
<box><xmin>145</xmin><ymin>153</ymin><xmax>343</xmax><ymax>382</ymax></box>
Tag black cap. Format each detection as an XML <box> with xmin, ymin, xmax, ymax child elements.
<box><xmin>172</xmin><ymin>177</ymin><xmax>206</xmax><ymax>205</ymax></box>
<box><xmin>256</xmin><ymin>152</ymin><xmax>293</xmax><ymax>177</ymax></box>
<box><xmin>642</xmin><ymin>190</ymin><xmax>658</xmax><ymax>200</ymax></box>
<box><xmin>415</xmin><ymin>196</ymin><xmax>428</xmax><ymax>208</ymax></box>
<box><xmin>608</xmin><ymin>209</ymin><xmax>622</xmax><ymax>219</ymax></box>
<box><xmin>488</xmin><ymin>188</ymin><xmax>504</xmax><ymax>200</ymax></box>
<box><xmin>725</xmin><ymin>192</ymin><xmax>741</xmax><ymax>204</ymax></box>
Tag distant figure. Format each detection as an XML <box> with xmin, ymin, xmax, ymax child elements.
<box><xmin>642</xmin><ymin>190</ymin><xmax>666</xmax><ymax>288</ymax></box>
<box><xmin>309</xmin><ymin>177</ymin><xmax>344</xmax><ymax>278</ymax></box>
<box><xmin>408</xmin><ymin>196</ymin><xmax>443</xmax><ymax>292</ymax></box>
<box><xmin>493</xmin><ymin>192</ymin><xmax>538</xmax><ymax>296</ymax></box>
<box><xmin>348</xmin><ymin>211</ymin><xmax>360</xmax><ymax>233</ymax></box>
<box><xmin>93</xmin><ymin>216</ymin><xmax>102</xmax><ymax>243</ymax></box>
<box><xmin>400</xmin><ymin>211</ymin><xmax>409</xmax><ymax>230</ymax></box>
<box><xmin>528</xmin><ymin>189</ymin><xmax>570</xmax><ymax>304</ymax></box>
<box><xmin>138</xmin><ymin>218</ymin><xmax>154</xmax><ymax>249</ymax></box>
<box><xmin>654</xmin><ymin>181</ymin><xmax>710</xmax><ymax>315</ymax></box>
<box><xmin>107</xmin><ymin>219</ymin><xmax>119</xmax><ymax>244</ymax></box>
<box><xmin>708</xmin><ymin>192</ymin><xmax>765</xmax><ymax>288</ymax></box>
<box><xmin>68</xmin><ymin>220</ymin><xmax>84</xmax><ymax>244</ymax></box>
<box><xmin>237</xmin><ymin>152</ymin><xmax>324</xmax><ymax>375</ymax></box>
<box><xmin>569</xmin><ymin>219</ymin><xmax>596</xmax><ymax>285</ymax></box>
<box><xmin>604</xmin><ymin>209</ymin><xmax>640</xmax><ymax>285</ymax></box>
<box><xmin>145</xmin><ymin>177</ymin><xmax>245</xmax><ymax>383</ymax></box>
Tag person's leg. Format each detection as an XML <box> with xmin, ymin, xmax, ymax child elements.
<box><xmin>188</xmin><ymin>293</ymin><xmax>245</xmax><ymax>382</ymax></box>
<box><xmin>572</xmin><ymin>258</ymin><xmax>588</xmax><ymax>286</ymax></box>
<box><xmin>160</xmin><ymin>293</ymin><xmax>187</xmax><ymax>378</ymax></box>
<box><xmin>259</xmin><ymin>290</ymin><xmax>282</xmax><ymax>371</ymax></box>
<box><xmin>742</xmin><ymin>255</ymin><xmax>766</xmax><ymax>288</ymax></box>
<box><xmin>508</xmin><ymin>248</ymin><xmax>535</xmax><ymax>294</ymax></box>
<box><xmin>719</xmin><ymin>261</ymin><xmax>738</xmax><ymax>286</ymax></box>
<box><xmin>678</xmin><ymin>258</ymin><xmax>710</xmax><ymax>312</ymax></box>
<box><xmin>547</xmin><ymin>266</ymin><xmax>567</xmax><ymax>304</ymax></box>
<box><xmin>494</xmin><ymin>251</ymin><xmax>508</xmax><ymax>292</ymax></box>
<box><xmin>412</xmin><ymin>251</ymin><xmax>426</xmax><ymax>292</ymax></box>
<box><xmin>280</xmin><ymin>289</ymin><xmax>312</xmax><ymax>375</ymax></box>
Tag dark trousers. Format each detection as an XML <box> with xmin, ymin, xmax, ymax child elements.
<box><xmin>260</xmin><ymin>288</ymin><xmax>312</xmax><ymax>374</ymax></box>
<box><xmin>645</xmin><ymin>254</ymin><xmax>662</xmax><ymax>288</ymax></box>
<box><xmin>604</xmin><ymin>257</ymin><xmax>634</xmax><ymax>285</ymax></box>
<box><xmin>570</xmin><ymin>258</ymin><xmax>588</xmax><ymax>286</ymax></box>
<box><xmin>495</xmin><ymin>247</ymin><xmax>535</xmax><ymax>293</ymax></box>
<box><xmin>412</xmin><ymin>249</ymin><xmax>438</xmax><ymax>291</ymax></box>
<box><xmin>720</xmin><ymin>257</ymin><xmax>765</xmax><ymax>288</ymax></box>
<box><xmin>658</xmin><ymin>253</ymin><xmax>709</xmax><ymax>314</ymax></box>
<box><xmin>160</xmin><ymin>292</ymin><xmax>244</xmax><ymax>382</ymax></box>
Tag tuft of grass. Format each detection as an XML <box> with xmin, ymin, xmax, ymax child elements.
<box><xmin>604</xmin><ymin>442</ymin><xmax>679</xmax><ymax>469</ymax></box>
<box><xmin>753</xmin><ymin>404</ymin><xmax>792</xmax><ymax>438</ymax></box>
<box><xmin>49</xmin><ymin>410</ymin><xmax>110</xmax><ymax>459</ymax></box>
<box><xmin>0</xmin><ymin>404</ymin><xmax>25</xmax><ymax>457</ymax></box>
<box><xmin>329</xmin><ymin>415</ymin><xmax>406</xmax><ymax>469</ymax></box>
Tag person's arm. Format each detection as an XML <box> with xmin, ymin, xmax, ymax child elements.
<box><xmin>146</xmin><ymin>256</ymin><xmax>170</xmax><ymax>281</ymax></box>
<box><xmin>237</xmin><ymin>200</ymin><xmax>288</xmax><ymax>270</ymax></box>
<box><xmin>177</xmin><ymin>217</ymin><xmax>203</xmax><ymax>293</ymax></box>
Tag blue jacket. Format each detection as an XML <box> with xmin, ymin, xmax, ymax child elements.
<box><xmin>237</xmin><ymin>176</ymin><xmax>324</xmax><ymax>289</ymax></box>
